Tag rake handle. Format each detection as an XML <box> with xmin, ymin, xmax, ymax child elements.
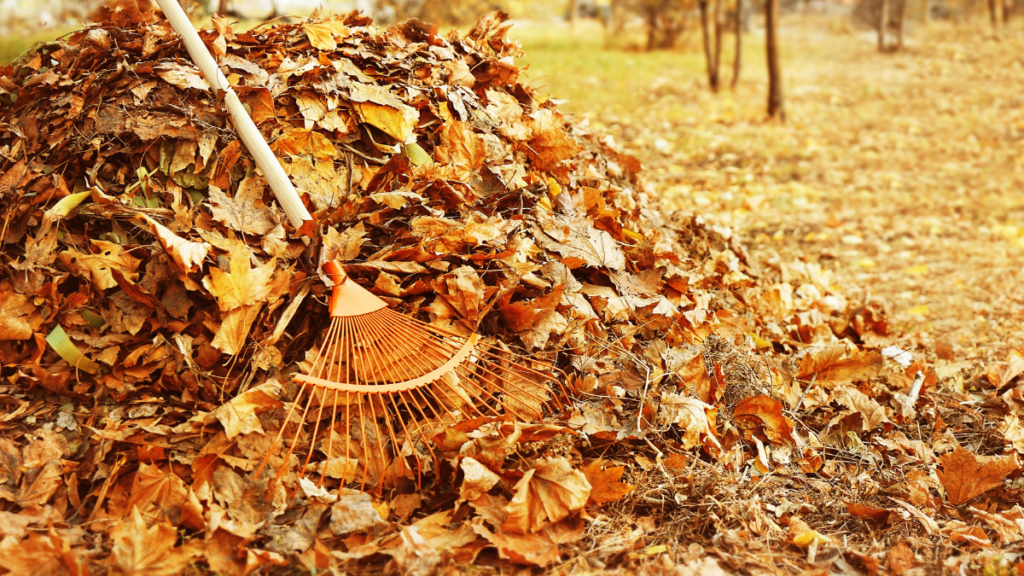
<box><xmin>153</xmin><ymin>0</ymin><xmax>312</xmax><ymax>229</ymax></box>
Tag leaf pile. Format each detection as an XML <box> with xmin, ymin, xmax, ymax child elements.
<box><xmin>1</xmin><ymin>3</ymin><xmax>1023</xmax><ymax>574</ymax></box>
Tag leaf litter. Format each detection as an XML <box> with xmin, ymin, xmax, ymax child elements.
<box><xmin>0</xmin><ymin>3</ymin><xmax>1022</xmax><ymax>575</ymax></box>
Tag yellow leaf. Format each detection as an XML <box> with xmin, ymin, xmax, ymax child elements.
<box><xmin>792</xmin><ymin>529</ymin><xmax>832</xmax><ymax>548</ymax></box>
<box><xmin>904</xmin><ymin>264</ymin><xmax>929</xmax><ymax>275</ymax></box>
<box><xmin>202</xmin><ymin>244</ymin><xmax>276</xmax><ymax>312</ymax></box>
<box><xmin>354</xmin><ymin>101</ymin><xmax>417</xmax><ymax>143</ymax></box>
<box><xmin>855</xmin><ymin>258</ymin><xmax>876</xmax><ymax>268</ymax></box>
<box><xmin>906</xmin><ymin>305</ymin><xmax>930</xmax><ymax>316</ymax></box>
<box><xmin>303</xmin><ymin>21</ymin><xmax>349</xmax><ymax>51</ymax></box>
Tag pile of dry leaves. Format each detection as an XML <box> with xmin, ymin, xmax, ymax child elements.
<box><xmin>1</xmin><ymin>2</ymin><xmax>1022</xmax><ymax>574</ymax></box>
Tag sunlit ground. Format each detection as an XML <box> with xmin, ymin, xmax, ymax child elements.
<box><xmin>3</xmin><ymin>12</ymin><xmax>1022</xmax><ymax>360</ymax></box>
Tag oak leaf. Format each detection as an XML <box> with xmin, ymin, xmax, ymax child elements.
<box><xmin>937</xmin><ymin>447</ymin><xmax>1020</xmax><ymax>505</ymax></box>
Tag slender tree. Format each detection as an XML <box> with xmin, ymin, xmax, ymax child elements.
<box><xmin>217</xmin><ymin>0</ymin><xmax>229</xmax><ymax>15</ymax></box>
<box><xmin>765</xmin><ymin>0</ymin><xmax>784</xmax><ymax>120</ymax></box>
<box><xmin>878</xmin><ymin>0</ymin><xmax>891</xmax><ymax>51</ymax></box>
<box><xmin>895</xmin><ymin>0</ymin><xmax>908</xmax><ymax>50</ymax></box>
<box><xmin>569</xmin><ymin>0</ymin><xmax>579</xmax><ymax>27</ymax></box>
<box><xmin>713</xmin><ymin>0</ymin><xmax>725</xmax><ymax>90</ymax></box>
<box><xmin>988</xmin><ymin>0</ymin><xmax>1003</xmax><ymax>34</ymax></box>
<box><xmin>698</xmin><ymin>0</ymin><xmax>720</xmax><ymax>91</ymax></box>
<box><xmin>731</xmin><ymin>0</ymin><xmax>742</xmax><ymax>90</ymax></box>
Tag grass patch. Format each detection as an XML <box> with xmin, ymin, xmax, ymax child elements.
<box><xmin>0</xmin><ymin>28</ymin><xmax>78</xmax><ymax>65</ymax></box>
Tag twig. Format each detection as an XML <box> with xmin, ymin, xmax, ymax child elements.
<box><xmin>794</xmin><ymin>373</ymin><xmax>817</xmax><ymax>410</ymax></box>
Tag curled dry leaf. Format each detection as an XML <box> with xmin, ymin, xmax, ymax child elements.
<box><xmin>502</xmin><ymin>457</ymin><xmax>591</xmax><ymax>535</ymax></box>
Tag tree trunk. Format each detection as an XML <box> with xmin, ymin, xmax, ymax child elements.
<box><xmin>217</xmin><ymin>0</ymin><xmax>229</xmax><ymax>15</ymax></box>
<box><xmin>1004</xmin><ymin>0</ymin><xmax>1013</xmax><ymax>23</ymax></box>
<box><xmin>713</xmin><ymin>0</ymin><xmax>724</xmax><ymax>92</ymax></box>
<box><xmin>732</xmin><ymin>0</ymin><xmax>742</xmax><ymax>90</ymax></box>
<box><xmin>878</xmin><ymin>0</ymin><xmax>891</xmax><ymax>51</ymax></box>
<box><xmin>895</xmin><ymin>0</ymin><xmax>907</xmax><ymax>50</ymax></box>
<box><xmin>766</xmin><ymin>0</ymin><xmax>785</xmax><ymax>121</ymax></box>
<box><xmin>988</xmin><ymin>0</ymin><xmax>1002</xmax><ymax>34</ymax></box>
<box><xmin>569</xmin><ymin>0</ymin><xmax>579</xmax><ymax>27</ymax></box>
<box><xmin>647</xmin><ymin>7</ymin><xmax>658</xmax><ymax>51</ymax></box>
<box><xmin>698</xmin><ymin>0</ymin><xmax>719</xmax><ymax>91</ymax></box>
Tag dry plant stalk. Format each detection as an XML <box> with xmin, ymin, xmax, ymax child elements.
<box><xmin>257</xmin><ymin>261</ymin><xmax>571</xmax><ymax>492</ymax></box>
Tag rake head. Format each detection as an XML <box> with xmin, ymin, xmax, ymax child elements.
<box><xmin>257</xmin><ymin>260</ymin><xmax>570</xmax><ymax>492</ymax></box>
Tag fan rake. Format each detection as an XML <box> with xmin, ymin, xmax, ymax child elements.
<box><xmin>256</xmin><ymin>260</ymin><xmax>571</xmax><ymax>492</ymax></box>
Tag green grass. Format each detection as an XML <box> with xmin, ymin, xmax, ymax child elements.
<box><xmin>0</xmin><ymin>27</ymin><xmax>77</xmax><ymax>66</ymax></box>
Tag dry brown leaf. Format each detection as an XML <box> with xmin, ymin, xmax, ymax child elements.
<box><xmin>111</xmin><ymin>506</ymin><xmax>195</xmax><ymax>576</ymax></box>
<box><xmin>303</xmin><ymin>19</ymin><xmax>350</xmax><ymax>51</ymax></box>
<box><xmin>459</xmin><ymin>457</ymin><xmax>501</xmax><ymax>503</ymax></box>
<box><xmin>797</xmin><ymin>347</ymin><xmax>883</xmax><ymax>388</ymax></box>
<box><xmin>733</xmin><ymin>395</ymin><xmax>796</xmax><ymax>445</ymax></box>
<box><xmin>203</xmin><ymin>243</ymin><xmax>276</xmax><ymax>312</ymax></box>
<box><xmin>502</xmin><ymin>457</ymin><xmax>591</xmax><ymax>535</ymax></box>
<box><xmin>59</xmin><ymin>240</ymin><xmax>141</xmax><ymax>291</ymax></box>
<box><xmin>937</xmin><ymin>447</ymin><xmax>1020</xmax><ymax>505</ymax></box>
<box><xmin>0</xmin><ymin>282</ymin><xmax>43</xmax><ymax>341</ymax></box>
<box><xmin>657</xmin><ymin>393</ymin><xmax>713</xmax><ymax>450</ymax></box>
<box><xmin>0</xmin><ymin>528</ymin><xmax>83</xmax><ymax>576</ymax></box>
<box><xmin>209</xmin><ymin>380</ymin><xmax>283</xmax><ymax>439</ymax></box>
<box><xmin>140</xmin><ymin>214</ymin><xmax>210</xmax><ymax>274</ymax></box>
<box><xmin>208</xmin><ymin>177</ymin><xmax>277</xmax><ymax>236</ymax></box>
<box><xmin>582</xmin><ymin>459</ymin><xmax>634</xmax><ymax>505</ymax></box>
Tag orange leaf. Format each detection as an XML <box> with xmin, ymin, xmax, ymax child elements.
<box><xmin>937</xmin><ymin>447</ymin><xmax>1020</xmax><ymax>505</ymax></box>
<box><xmin>732</xmin><ymin>395</ymin><xmax>795</xmax><ymax>445</ymax></box>
<box><xmin>583</xmin><ymin>459</ymin><xmax>634</xmax><ymax>505</ymax></box>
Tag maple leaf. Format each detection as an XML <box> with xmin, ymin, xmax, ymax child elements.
<box><xmin>209</xmin><ymin>380</ymin><xmax>283</xmax><ymax>439</ymax></box>
<box><xmin>59</xmin><ymin>240</ymin><xmax>142</xmax><ymax>292</ymax></box>
<box><xmin>534</xmin><ymin>216</ymin><xmax>626</xmax><ymax>272</ymax></box>
<box><xmin>522</xmin><ymin>110</ymin><xmax>581</xmax><ymax>172</ymax></box>
<box><xmin>128</xmin><ymin>463</ymin><xmax>188</xmax><ymax>526</ymax></box>
<box><xmin>582</xmin><ymin>459</ymin><xmax>634</xmax><ymax>505</ymax></box>
<box><xmin>330</xmin><ymin>490</ymin><xmax>386</xmax><ymax>535</ymax></box>
<box><xmin>937</xmin><ymin>447</ymin><xmax>1020</xmax><ymax>505</ymax></box>
<box><xmin>154</xmin><ymin>62</ymin><xmax>210</xmax><ymax>91</ymax></box>
<box><xmin>502</xmin><ymin>457</ymin><xmax>591</xmax><ymax>534</ymax></box>
<box><xmin>210</xmin><ymin>303</ymin><xmax>262</xmax><ymax>356</ymax></box>
<box><xmin>303</xmin><ymin>18</ymin><xmax>351</xmax><ymax>51</ymax></box>
<box><xmin>272</xmin><ymin>128</ymin><xmax>337</xmax><ymax>161</ymax></box>
<box><xmin>111</xmin><ymin>506</ymin><xmax>194</xmax><ymax>576</ymax></box>
<box><xmin>208</xmin><ymin>177</ymin><xmax>277</xmax><ymax>236</ymax></box>
<box><xmin>202</xmin><ymin>243</ymin><xmax>277</xmax><ymax>312</ymax></box>
<box><xmin>323</xmin><ymin>223</ymin><xmax>366</xmax><ymax>262</ymax></box>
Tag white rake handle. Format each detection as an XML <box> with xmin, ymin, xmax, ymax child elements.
<box><xmin>153</xmin><ymin>0</ymin><xmax>311</xmax><ymax>229</ymax></box>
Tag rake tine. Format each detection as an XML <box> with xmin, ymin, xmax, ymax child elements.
<box><xmin>355</xmin><ymin>315</ymin><xmax>407</xmax><ymax>488</ymax></box>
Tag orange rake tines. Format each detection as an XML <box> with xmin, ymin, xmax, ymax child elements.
<box><xmin>256</xmin><ymin>260</ymin><xmax>571</xmax><ymax>492</ymax></box>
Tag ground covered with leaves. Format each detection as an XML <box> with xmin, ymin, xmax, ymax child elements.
<box><xmin>0</xmin><ymin>4</ymin><xmax>1023</xmax><ymax>575</ymax></box>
